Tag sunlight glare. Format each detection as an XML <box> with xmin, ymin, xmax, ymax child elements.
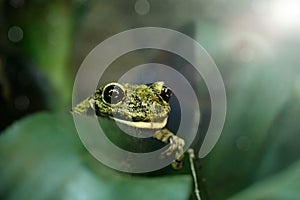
<box><xmin>270</xmin><ymin>0</ymin><xmax>300</xmax><ymax>30</ymax></box>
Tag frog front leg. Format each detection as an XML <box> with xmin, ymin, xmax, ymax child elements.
<box><xmin>153</xmin><ymin>128</ymin><xmax>185</xmax><ymax>169</ymax></box>
<box><xmin>71</xmin><ymin>97</ymin><xmax>95</xmax><ymax>115</ymax></box>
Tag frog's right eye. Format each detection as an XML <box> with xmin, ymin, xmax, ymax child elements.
<box><xmin>160</xmin><ymin>85</ymin><xmax>172</xmax><ymax>102</ymax></box>
<box><xmin>102</xmin><ymin>83</ymin><xmax>125</xmax><ymax>106</ymax></box>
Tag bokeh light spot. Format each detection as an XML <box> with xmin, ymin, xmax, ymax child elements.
<box><xmin>239</xmin><ymin>46</ymin><xmax>255</xmax><ymax>63</ymax></box>
<box><xmin>8</xmin><ymin>26</ymin><xmax>24</xmax><ymax>43</ymax></box>
<box><xmin>134</xmin><ymin>0</ymin><xmax>150</xmax><ymax>16</ymax></box>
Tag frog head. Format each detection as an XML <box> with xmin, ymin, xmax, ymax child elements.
<box><xmin>91</xmin><ymin>81</ymin><xmax>172</xmax><ymax>129</ymax></box>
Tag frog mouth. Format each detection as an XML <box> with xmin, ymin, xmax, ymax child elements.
<box><xmin>109</xmin><ymin>117</ymin><xmax>168</xmax><ymax>129</ymax></box>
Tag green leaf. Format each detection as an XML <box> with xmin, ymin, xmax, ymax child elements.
<box><xmin>228</xmin><ymin>160</ymin><xmax>300</xmax><ymax>200</ymax></box>
<box><xmin>0</xmin><ymin>112</ymin><xmax>191</xmax><ymax>200</ymax></box>
<box><xmin>200</xmin><ymin>58</ymin><xmax>300</xmax><ymax>199</ymax></box>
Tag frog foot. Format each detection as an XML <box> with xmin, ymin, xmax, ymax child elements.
<box><xmin>153</xmin><ymin>129</ymin><xmax>185</xmax><ymax>161</ymax></box>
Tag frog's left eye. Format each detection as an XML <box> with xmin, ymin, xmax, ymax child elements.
<box><xmin>160</xmin><ymin>86</ymin><xmax>172</xmax><ymax>102</ymax></box>
<box><xmin>102</xmin><ymin>83</ymin><xmax>125</xmax><ymax>105</ymax></box>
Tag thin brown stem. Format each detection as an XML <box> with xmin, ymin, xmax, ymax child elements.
<box><xmin>188</xmin><ymin>149</ymin><xmax>201</xmax><ymax>200</ymax></box>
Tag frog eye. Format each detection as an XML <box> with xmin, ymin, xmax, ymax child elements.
<box><xmin>102</xmin><ymin>83</ymin><xmax>125</xmax><ymax>105</ymax></box>
<box><xmin>160</xmin><ymin>86</ymin><xmax>172</xmax><ymax>102</ymax></box>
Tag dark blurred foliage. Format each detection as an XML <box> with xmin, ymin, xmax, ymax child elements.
<box><xmin>0</xmin><ymin>51</ymin><xmax>52</xmax><ymax>130</ymax></box>
<box><xmin>0</xmin><ymin>0</ymin><xmax>91</xmax><ymax>130</ymax></box>
<box><xmin>0</xmin><ymin>1</ymin><xmax>52</xmax><ymax>131</ymax></box>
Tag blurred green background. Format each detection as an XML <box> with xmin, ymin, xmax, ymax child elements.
<box><xmin>1</xmin><ymin>0</ymin><xmax>300</xmax><ymax>199</ymax></box>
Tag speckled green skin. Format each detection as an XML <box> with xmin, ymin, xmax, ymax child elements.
<box><xmin>94</xmin><ymin>82</ymin><xmax>170</xmax><ymax>123</ymax></box>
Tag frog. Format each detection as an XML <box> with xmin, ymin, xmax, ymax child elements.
<box><xmin>71</xmin><ymin>81</ymin><xmax>185</xmax><ymax>169</ymax></box>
